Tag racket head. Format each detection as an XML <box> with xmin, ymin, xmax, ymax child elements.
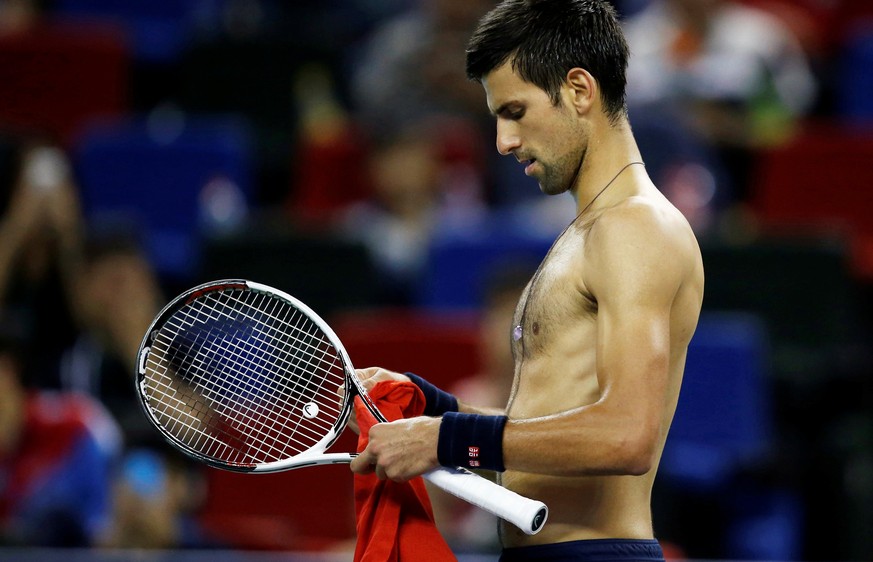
<box><xmin>135</xmin><ymin>279</ymin><xmax>368</xmax><ymax>472</ymax></box>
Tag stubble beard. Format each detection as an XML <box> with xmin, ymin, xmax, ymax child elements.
<box><xmin>537</xmin><ymin>147</ymin><xmax>586</xmax><ymax>197</ymax></box>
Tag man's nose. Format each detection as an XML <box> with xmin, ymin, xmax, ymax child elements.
<box><xmin>496</xmin><ymin>122</ymin><xmax>520</xmax><ymax>156</ymax></box>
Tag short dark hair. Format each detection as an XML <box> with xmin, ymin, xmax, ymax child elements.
<box><xmin>466</xmin><ymin>0</ymin><xmax>629</xmax><ymax>122</ymax></box>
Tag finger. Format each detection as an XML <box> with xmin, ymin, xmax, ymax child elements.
<box><xmin>354</xmin><ymin>367</ymin><xmax>383</xmax><ymax>392</ymax></box>
<box><xmin>354</xmin><ymin>367</ymin><xmax>382</xmax><ymax>381</ymax></box>
<box><xmin>375</xmin><ymin>464</ymin><xmax>388</xmax><ymax>481</ymax></box>
<box><xmin>350</xmin><ymin>449</ymin><xmax>376</xmax><ymax>475</ymax></box>
<box><xmin>356</xmin><ymin>367</ymin><xmax>410</xmax><ymax>392</ymax></box>
<box><xmin>347</xmin><ymin>409</ymin><xmax>360</xmax><ymax>435</ymax></box>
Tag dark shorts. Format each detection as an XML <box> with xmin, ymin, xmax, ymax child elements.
<box><xmin>499</xmin><ymin>539</ymin><xmax>665</xmax><ymax>562</ymax></box>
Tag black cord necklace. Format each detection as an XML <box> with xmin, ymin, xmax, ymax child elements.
<box><xmin>511</xmin><ymin>160</ymin><xmax>645</xmax><ymax>346</ymax></box>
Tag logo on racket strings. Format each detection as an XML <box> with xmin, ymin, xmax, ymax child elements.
<box><xmin>302</xmin><ymin>402</ymin><xmax>319</xmax><ymax>418</ymax></box>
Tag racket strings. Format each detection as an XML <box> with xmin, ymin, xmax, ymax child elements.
<box><xmin>178</xmin><ymin>293</ymin><xmax>322</xmax><ymax>446</ymax></box>
<box><xmin>139</xmin><ymin>375</ymin><xmax>242</xmax><ymax>460</ymax></box>
<box><xmin>146</xmin><ymin>333</ymin><xmax>294</xmax><ymax>464</ymax></box>
<box><xmin>150</xmin><ymin>300</ymin><xmax>338</xmax><ymax>462</ymax></box>
<box><xmin>212</xmin><ymin>290</ymin><xmax>346</xmax><ymax>430</ymax></box>
<box><xmin>142</xmin><ymin>288</ymin><xmax>349</xmax><ymax>466</ymax></box>
<box><xmin>185</xmin><ymin>290</ymin><xmax>342</xmax><ymax>449</ymax></box>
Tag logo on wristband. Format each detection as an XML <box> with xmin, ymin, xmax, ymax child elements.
<box><xmin>468</xmin><ymin>446</ymin><xmax>480</xmax><ymax>467</ymax></box>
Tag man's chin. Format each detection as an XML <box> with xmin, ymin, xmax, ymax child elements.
<box><xmin>538</xmin><ymin>181</ymin><xmax>568</xmax><ymax>197</ymax></box>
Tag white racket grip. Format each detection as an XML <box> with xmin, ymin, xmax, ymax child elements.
<box><xmin>423</xmin><ymin>466</ymin><xmax>548</xmax><ymax>535</ymax></box>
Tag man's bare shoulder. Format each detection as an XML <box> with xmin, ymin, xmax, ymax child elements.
<box><xmin>582</xmin><ymin>192</ymin><xmax>702</xmax><ymax>299</ymax></box>
<box><xmin>587</xmin><ymin>193</ymin><xmax>698</xmax><ymax>259</ymax></box>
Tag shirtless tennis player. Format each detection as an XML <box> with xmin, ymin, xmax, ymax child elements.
<box><xmin>350</xmin><ymin>1</ymin><xmax>705</xmax><ymax>560</ymax></box>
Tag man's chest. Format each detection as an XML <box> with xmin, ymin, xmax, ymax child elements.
<box><xmin>511</xmin><ymin>234</ymin><xmax>596</xmax><ymax>359</ymax></box>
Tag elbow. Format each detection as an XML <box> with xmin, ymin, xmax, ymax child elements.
<box><xmin>613</xmin><ymin>429</ymin><xmax>658</xmax><ymax>476</ymax></box>
<box><xmin>622</xmin><ymin>450</ymin><xmax>655</xmax><ymax>476</ymax></box>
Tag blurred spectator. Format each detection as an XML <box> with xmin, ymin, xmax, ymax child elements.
<box><xmin>0</xmin><ymin>137</ymin><xmax>162</xmax><ymax>441</ymax></box>
<box><xmin>348</xmin><ymin>0</ymin><xmax>493</xmax><ymax>139</ymax></box>
<box><xmin>60</xmin><ymin>224</ymin><xmax>164</xmax><ymax>441</ymax></box>
<box><xmin>345</xmin><ymin>0</ymin><xmax>507</xmax><ymax>211</ymax></box>
<box><xmin>285</xmin><ymin>63</ymin><xmax>371</xmax><ymax>222</ymax></box>
<box><xmin>623</xmin><ymin>0</ymin><xmax>819</xmax><ymax>200</ymax></box>
<box><xmin>624</xmin><ymin>110</ymin><xmax>730</xmax><ymax>238</ymax></box>
<box><xmin>0</xmin><ymin>0</ymin><xmax>40</xmax><ymax>35</ymax></box>
<box><xmin>338</xmin><ymin>118</ymin><xmax>487</xmax><ymax>304</ymax></box>
<box><xmin>98</xmin><ymin>447</ymin><xmax>218</xmax><ymax>550</ymax></box>
<box><xmin>0</xmin><ymin>140</ymin><xmax>83</xmax><ymax>387</ymax></box>
<box><xmin>338</xmin><ymin>123</ymin><xmax>440</xmax><ymax>304</ymax></box>
<box><xmin>0</xmin><ymin>323</ymin><xmax>121</xmax><ymax>547</ymax></box>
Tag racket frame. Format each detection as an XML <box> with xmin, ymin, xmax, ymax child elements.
<box><xmin>136</xmin><ymin>279</ymin><xmax>378</xmax><ymax>473</ymax></box>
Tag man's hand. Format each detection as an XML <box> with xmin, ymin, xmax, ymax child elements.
<box><xmin>353</xmin><ymin>367</ymin><xmax>411</xmax><ymax>392</ymax></box>
<box><xmin>337</xmin><ymin>367</ymin><xmax>410</xmax><ymax>434</ymax></box>
<box><xmin>350</xmin><ymin>416</ymin><xmax>441</xmax><ymax>481</ymax></box>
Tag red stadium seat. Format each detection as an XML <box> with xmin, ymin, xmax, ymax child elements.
<box><xmin>331</xmin><ymin>309</ymin><xmax>483</xmax><ymax>393</ymax></box>
<box><xmin>751</xmin><ymin>123</ymin><xmax>873</xmax><ymax>279</ymax></box>
<box><xmin>0</xmin><ymin>22</ymin><xmax>128</xmax><ymax>145</ymax></box>
<box><xmin>198</xmin><ymin>462</ymin><xmax>357</xmax><ymax>551</ymax></box>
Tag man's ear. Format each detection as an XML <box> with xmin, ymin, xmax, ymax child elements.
<box><xmin>565</xmin><ymin>67</ymin><xmax>597</xmax><ymax>115</ymax></box>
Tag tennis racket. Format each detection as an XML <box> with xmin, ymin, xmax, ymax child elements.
<box><xmin>136</xmin><ymin>279</ymin><xmax>548</xmax><ymax>535</ymax></box>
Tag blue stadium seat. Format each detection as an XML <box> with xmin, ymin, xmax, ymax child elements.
<box><xmin>838</xmin><ymin>26</ymin><xmax>873</xmax><ymax>122</ymax></box>
<box><xmin>51</xmin><ymin>0</ymin><xmax>205</xmax><ymax>63</ymax></box>
<box><xmin>662</xmin><ymin>312</ymin><xmax>771</xmax><ymax>490</ymax></box>
<box><xmin>73</xmin><ymin>114</ymin><xmax>253</xmax><ymax>281</ymax></box>
<box><xmin>417</xmin><ymin>216</ymin><xmax>553</xmax><ymax>310</ymax></box>
<box><xmin>660</xmin><ymin>312</ymin><xmax>803</xmax><ymax>560</ymax></box>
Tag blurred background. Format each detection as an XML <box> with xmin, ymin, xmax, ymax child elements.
<box><xmin>0</xmin><ymin>0</ymin><xmax>872</xmax><ymax>560</ymax></box>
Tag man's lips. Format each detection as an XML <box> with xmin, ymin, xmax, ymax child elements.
<box><xmin>522</xmin><ymin>158</ymin><xmax>537</xmax><ymax>176</ymax></box>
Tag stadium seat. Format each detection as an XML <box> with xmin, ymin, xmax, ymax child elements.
<box><xmin>661</xmin><ymin>312</ymin><xmax>772</xmax><ymax>490</ymax></box>
<box><xmin>199</xmin><ymin>463</ymin><xmax>356</xmax><ymax>551</ymax></box>
<box><xmin>331</xmin><ymin>309</ymin><xmax>483</xmax><ymax>393</ymax></box>
<box><xmin>837</xmin><ymin>27</ymin><xmax>873</xmax><ymax>122</ymax></box>
<box><xmin>751</xmin><ymin>124</ymin><xmax>873</xmax><ymax>279</ymax></box>
<box><xmin>699</xmin><ymin>234</ymin><xmax>870</xmax><ymax>418</ymax></box>
<box><xmin>659</xmin><ymin>312</ymin><xmax>804</xmax><ymax>560</ymax></box>
<box><xmin>178</xmin><ymin>38</ymin><xmax>343</xmax><ymax>206</ymax></box>
<box><xmin>73</xmin><ymin>114</ymin><xmax>253</xmax><ymax>281</ymax></box>
<box><xmin>418</xmin><ymin>220</ymin><xmax>551</xmax><ymax>311</ymax></box>
<box><xmin>0</xmin><ymin>22</ymin><xmax>128</xmax><ymax>145</ymax></box>
<box><xmin>51</xmin><ymin>0</ymin><xmax>200</xmax><ymax>63</ymax></box>
<box><xmin>199</xmin><ymin>227</ymin><xmax>381</xmax><ymax>319</ymax></box>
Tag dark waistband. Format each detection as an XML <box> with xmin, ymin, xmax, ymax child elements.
<box><xmin>499</xmin><ymin>538</ymin><xmax>665</xmax><ymax>562</ymax></box>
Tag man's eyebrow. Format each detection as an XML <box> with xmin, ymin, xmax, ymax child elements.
<box><xmin>491</xmin><ymin>101</ymin><xmax>520</xmax><ymax>117</ymax></box>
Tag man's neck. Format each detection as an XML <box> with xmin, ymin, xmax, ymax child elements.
<box><xmin>571</xmin><ymin>118</ymin><xmax>642</xmax><ymax>214</ymax></box>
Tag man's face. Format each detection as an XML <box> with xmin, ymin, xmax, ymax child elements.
<box><xmin>482</xmin><ymin>62</ymin><xmax>587</xmax><ymax>196</ymax></box>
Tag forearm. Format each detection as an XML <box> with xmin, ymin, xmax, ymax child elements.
<box><xmin>458</xmin><ymin>400</ymin><xmax>505</xmax><ymax>416</ymax></box>
<box><xmin>502</xmin><ymin>404</ymin><xmax>657</xmax><ymax>477</ymax></box>
<box><xmin>0</xmin><ymin>220</ymin><xmax>27</xmax><ymax>304</ymax></box>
